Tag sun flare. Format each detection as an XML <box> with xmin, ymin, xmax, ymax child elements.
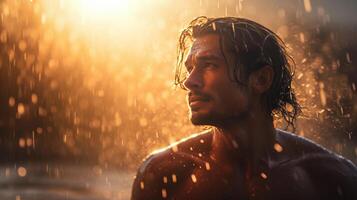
<box><xmin>77</xmin><ymin>0</ymin><xmax>130</xmax><ymax>21</ymax></box>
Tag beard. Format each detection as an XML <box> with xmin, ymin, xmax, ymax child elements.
<box><xmin>189</xmin><ymin>107</ymin><xmax>251</xmax><ymax>127</ymax></box>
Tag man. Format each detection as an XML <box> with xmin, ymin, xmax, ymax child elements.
<box><xmin>131</xmin><ymin>17</ymin><xmax>357</xmax><ymax>200</ymax></box>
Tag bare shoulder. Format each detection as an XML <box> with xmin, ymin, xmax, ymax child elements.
<box><xmin>275</xmin><ymin>129</ymin><xmax>333</xmax><ymax>156</ymax></box>
<box><xmin>135</xmin><ymin>129</ymin><xmax>212</xmax><ymax>175</ymax></box>
<box><xmin>270</xmin><ymin>129</ymin><xmax>357</xmax><ymax>199</ymax></box>
<box><xmin>131</xmin><ymin>130</ymin><xmax>213</xmax><ymax>200</ymax></box>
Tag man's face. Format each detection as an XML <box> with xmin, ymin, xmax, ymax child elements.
<box><xmin>183</xmin><ymin>34</ymin><xmax>252</xmax><ymax>126</ymax></box>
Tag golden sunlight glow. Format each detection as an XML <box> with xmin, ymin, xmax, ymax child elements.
<box><xmin>1</xmin><ymin>0</ymin><xmax>352</xmax><ymax>177</ymax></box>
<box><xmin>77</xmin><ymin>0</ymin><xmax>130</xmax><ymax>21</ymax></box>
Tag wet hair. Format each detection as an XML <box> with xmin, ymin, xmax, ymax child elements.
<box><xmin>175</xmin><ymin>16</ymin><xmax>301</xmax><ymax>130</ymax></box>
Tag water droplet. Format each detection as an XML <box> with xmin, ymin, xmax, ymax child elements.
<box><xmin>232</xmin><ymin>140</ymin><xmax>239</xmax><ymax>149</ymax></box>
<box><xmin>299</xmin><ymin>33</ymin><xmax>305</xmax><ymax>43</ymax></box>
<box><xmin>17</xmin><ymin>166</ymin><xmax>27</xmax><ymax>177</ymax></box>
<box><xmin>319</xmin><ymin>82</ymin><xmax>326</xmax><ymax>106</ymax></box>
<box><xmin>238</xmin><ymin>0</ymin><xmax>243</xmax><ymax>11</ymax></box>
<box><xmin>19</xmin><ymin>138</ymin><xmax>26</xmax><ymax>148</ymax></box>
<box><xmin>5</xmin><ymin>168</ymin><xmax>10</xmax><ymax>177</ymax></box>
<box><xmin>114</xmin><ymin>112</ymin><xmax>122</xmax><ymax>127</ymax></box>
<box><xmin>274</xmin><ymin>143</ymin><xmax>283</xmax><ymax>153</ymax></box>
<box><xmin>163</xmin><ymin>176</ymin><xmax>168</xmax><ymax>183</ymax></box>
<box><xmin>205</xmin><ymin>162</ymin><xmax>211</xmax><ymax>171</ymax></box>
<box><xmin>140</xmin><ymin>181</ymin><xmax>145</xmax><ymax>189</ymax></box>
<box><xmin>260</xmin><ymin>172</ymin><xmax>267</xmax><ymax>179</ymax></box>
<box><xmin>297</xmin><ymin>73</ymin><xmax>303</xmax><ymax>79</ymax></box>
<box><xmin>172</xmin><ymin>174</ymin><xmax>177</xmax><ymax>183</ymax></box>
<box><xmin>31</xmin><ymin>94</ymin><xmax>38</xmax><ymax>104</ymax></box>
<box><xmin>212</xmin><ymin>22</ymin><xmax>216</xmax><ymax>31</ymax></box>
<box><xmin>303</xmin><ymin>0</ymin><xmax>312</xmax><ymax>13</ymax></box>
<box><xmin>17</xmin><ymin>103</ymin><xmax>25</xmax><ymax>115</ymax></box>
<box><xmin>8</xmin><ymin>97</ymin><xmax>15</xmax><ymax>107</ymax></box>
<box><xmin>278</xmin><ymin>9</ymin><xmax>286</xmax><ymax>18</ymax></box>
<box><xmin>36</xmin><ymin>127</ymin><xmax>43</xmax><ymax>134</ymax></box>
<box><xmin>171</xmin><ymin>145</ymin><xmax>178</xmax><ymax>152</ymax></box>
<box><xmin>18</xmin><ymin>40</ymin><xmax>27</xmax><ymax>51</ymax></box>
<box><xmin>346</xmin><ymin>53</ymin><xmax>352</xmax><ymax>63</ymax></box>
<box><xmin>26</xmin><ymin>138</ymin><xmax>33</xmax><ymax>147</ymax></box>
<box><xmin>191</xmin><ymin>174</ymin><xmax>197</xmax><ymax>183</ymax></box>
<box><xmin>139</xmin><ymin>118</ymin><xmax>148</xmax><ymax>127</ymax></box>
<box><xmin>161</xmin><ymin>188</ymin><xmax>167</xmax><ymax>198</ymax></box>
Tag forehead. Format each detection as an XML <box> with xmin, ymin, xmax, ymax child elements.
<box><xmin>186</xmin><ymin>34</ymin><xmax>222</xmax><ymax>61</ymax></box>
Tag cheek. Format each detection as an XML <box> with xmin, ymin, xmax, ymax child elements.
<box><xmin>214</xmin><ymin>84</ymin><xmax>249</xmax><ymax>112</ymax></box>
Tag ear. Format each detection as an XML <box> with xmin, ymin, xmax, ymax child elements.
<box><xmin>249</xmin><ymin>65</ymin><xmax>274</xmax><ymax>94</ymax></box>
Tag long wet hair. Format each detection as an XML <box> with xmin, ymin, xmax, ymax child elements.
<box><xmin>175</xmin><ymin>16</ymin><xmax>301</xmax><ymax>130</ymax></box>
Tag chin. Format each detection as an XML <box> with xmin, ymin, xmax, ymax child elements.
<box><xmin>190</xmin><ymin>109</ymin><xmax>250</xmax><ymax>127</ymax></box>
<box><xmin>190</xmin><ymin>111</ymin><xmax>217</xmax><ymax>126</ymax></box>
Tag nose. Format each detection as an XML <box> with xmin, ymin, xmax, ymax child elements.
<box><xmin>183</xmin><ymin>69</ymin><xmax>203</xmax><ymax>91</ymax></box>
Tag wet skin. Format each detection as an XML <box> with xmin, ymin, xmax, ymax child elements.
<box><xmin>131</xmin><ymin>130</ymin><xmax>357</xmax><ymax>200</ymax></box>
<box><xmin>131</xmin><ymin>34</ymin><xmax>357</xmax><ymax>200</ymax></box>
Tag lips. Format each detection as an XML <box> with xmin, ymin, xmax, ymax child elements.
<box><xmin>188</xmin><ymin>93</ymin><xmax>210</xmax><ymax>108</ymax></box>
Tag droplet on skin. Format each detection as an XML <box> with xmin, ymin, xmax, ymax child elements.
<box><xmin>260</xmin><ymin>172</ymin><xmax>268</xmax><ymax>179</ymax></box>
<box><xmin>191</xmin><ymin>174</ymin><xmax>197</xmax><ymax>183</ymax></box>
<box><xmin>198</xmin><ymin>153</ymin><xmax>202</xmax><ymax>157</ymax></box>
<box><xmin>274</xmin><ymin>143</ymin><xmax>283</xmax><ymax>153</ymax></box>
<box><xmin>200</xmin><ymin>139</ymin><xmax>205</xmax><ymax>143</ymax></box>
<box><xmin>163</xmin><ymin>176</ymin><xmax>168</xmax><ymax>183</ymax></box>
<box><xmin>171</xmin><ymin>145</ymin><xmax>178</xmax><ymax>152</ymax></box>
<box><xmin>232</xmin><ymin>140</ymin><xmax>239</xmax><ymax>149</ymax></box>
<box><xmin>161</xmin><ymin>189</ymin><xmax>167</xmax><ymax>198</ymax></box>
<box><xmin>205</xmin><ymin>162</ymin><xmax>211</xmax><ymax>171</ymax></box>
<box><xmin>140</xmin><ymin>181</ymin><xmax>144</xmax><ymax>190</ymax></box>
<box><xmin>17</xmin><ymin>167</ymin><xmax>27</xmax><ymax>177</ymax></box>
<box><xmin>172</xmin><ymin>174</ymin><xmax>177</xmax><ymax>183</ymax></box>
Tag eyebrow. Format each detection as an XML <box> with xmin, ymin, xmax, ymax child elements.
<box><xmin>185</xmin><ymin>54</ymin><xmax>223</xmax><ymax>68</ymax></box>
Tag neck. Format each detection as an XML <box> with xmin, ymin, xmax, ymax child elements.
<box><xmin>210</xmin><ymin>110</ymin><xmax>275</xmax><ymax>170</ymax></box>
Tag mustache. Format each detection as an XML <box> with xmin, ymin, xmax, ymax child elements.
<box><xmin>188</xmin><ymin>92</ymin><xmax>211</xmax><ymax>102</ymax></box>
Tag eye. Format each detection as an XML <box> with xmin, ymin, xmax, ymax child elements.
<box><xmin>200</xmin><ymin>62</ymin><xmax>217</xmax><ymax>68</ymax></box>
